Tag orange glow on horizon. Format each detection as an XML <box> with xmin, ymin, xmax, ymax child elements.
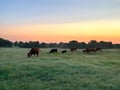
<box><xmin>1</xmin><ymin>19</ymin><xmax>120</xmax><ymax>44</ymax></box>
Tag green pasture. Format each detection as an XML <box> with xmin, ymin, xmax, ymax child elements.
<box><xmin>0</xmin><ymin>48</ymin><xmax>120</xmax><ymax>90</ymax></box>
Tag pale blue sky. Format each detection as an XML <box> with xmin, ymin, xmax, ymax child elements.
<box><xmin>0</xmin><ymin>0</ymin><xmax>120</xmax><ymax>25</ymax></box>
<box><xmin>0</xmin><ymin>0</ymin><xmax>120</xmax><ymax>43</ymax></box>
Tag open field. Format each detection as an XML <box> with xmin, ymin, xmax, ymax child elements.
<box><xmin>0</xmin><ymin>48</ymin><xmax>120</xmax><ymax>90</ymax></box>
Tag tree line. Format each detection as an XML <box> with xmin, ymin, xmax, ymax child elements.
<box><xmin>0</xmin><ymin>38</ymin><xmax>120</xmax><ymax>49</ymax></box>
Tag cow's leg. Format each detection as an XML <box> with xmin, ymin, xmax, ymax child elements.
<box><xmin>37</xmin><ymin>53</ymin><xmax>39</xmax><ymax>57</ymax></box>
<box><xmin>33</xmin><ymin>54</ymin><xmax>35</xmax><ymax>56</ymax></box>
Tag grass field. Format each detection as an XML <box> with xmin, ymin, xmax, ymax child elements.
<box><xmin>0</xmin><ymin>48</ymin><xmax>120</xmax><ymax>90</ymax></box>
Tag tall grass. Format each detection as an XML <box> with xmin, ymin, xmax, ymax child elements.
<box><xmin>0</xmin><ymin>48</ymin><xmax>120</xmax><ymax>90</ymax></box>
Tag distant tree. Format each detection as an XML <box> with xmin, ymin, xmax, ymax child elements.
<box><xmin>68</xmin><ymin>40</ymin><xmax>79</xmax><ymax>48</ymax></box>
<box><xmin>78</xmin><ymin>42</ymin><xmax>87</xmax><ymax>49</ymax></box>
<box><xmin>1</xmin><ymin>37</ymin><xmax>119</xmax><ymax>49</ymax></box>
<box><xmin>114</xmin><ymin>44</ymin><xmax>120</xmax><ymax>49</ymax></box>
<box><xmin>88</xmin><ymin>40</ymin><xmax>98</xmax><ymax>48</ymax></box>
<box><xmin>23</xmin><ymin>42</ymin><xmax>30</xmax><ymax>48</ymax></box>
<box><xmin>98</xmin><ymin>41</ymin><xmax>113</xmax><ymax>49</ymax></box>
<box><xmin>14</xmin><ymin>41</ymin><xmax>19</xmax><ymax>47</ymax></box>
<box><xmin>40</xmin><ymin>42</ymin><xmax>48</xmax><ymax>48</ymax></box>
<box><xmin>29</xmin><ymin>41</ymin><xmax>40</xmax><ymax>48</ymax></box>
<box><xmin>0</xmin><ymin>38</ymin><xmax>13</xmax><ymax>47</ymax></box>
<box><xmin>20</xmin><ymin>41</ymin><xmax>40</xmax><ymax>48</ymax></box>
<box><xmin>58</xmin><ymin>42</ymin><xmax>68</xmax><ymax>48</ymax></box>
<box><xmin>18</xmin><ymin>41</ymin><xmax>24</xmax><ymax>48</ymax></box>
<box><xmin>49</xmin><ymin>43</ymin><xmax>58</xmax><ymax>48</ymax></box>
<box><xmin>107</xmin><ymin>42</ymin><xmax>113</xmax><ymax>48</ymax></box>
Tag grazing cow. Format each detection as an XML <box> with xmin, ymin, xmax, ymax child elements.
<box><xmin>82</xmin><ymin>48</ymin><xmax>96</xmax><ymax>53</ymax></box>
<box><xmin>49</xmin><ymin>49</ymin><xmax>58</xmax><ymax>53</ymax></box>
<box><xmin>61</xmin><ymin>50</ymin><xmax>67</xmax><ymax>53</ymax></box>
<box><xmin>70</xmin><ymin>48</ymin><xmax>77</xmax><ymax>51</ymax></box>
<box><xmin>27</xmin><ymin>48</ymin><xmax>40</xmax><ymax>57</ymax></box>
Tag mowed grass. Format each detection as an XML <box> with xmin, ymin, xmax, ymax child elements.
<box><xmin>0</xmin><ymin>48</ymin><xmax>120</xmax><ymax>90</ymax></box>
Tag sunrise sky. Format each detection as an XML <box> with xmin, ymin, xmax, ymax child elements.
<box><xmin>0</xmin><ymin>0</ymin><xmax>120</xmax><ymax>43</ymax></box>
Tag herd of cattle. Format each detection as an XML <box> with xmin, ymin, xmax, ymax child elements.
<box><xmin>27</xmin><ymin>47</ymin><xmax>102</xmax><ymax>57</ymax></box>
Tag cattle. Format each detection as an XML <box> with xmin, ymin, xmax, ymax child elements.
<box><xmin>61</xmin><ymin>50</ymin><xmax>67</xmax><ymax>53</ymax></box>
<box><xmin>70</xmin><ymin>48</ymin><xmax>77</xmax><ymax>51</ymax></box>
<box><xmin>83</xmin><ymin>48</ymin><xmax>102</xmax><ymax>53</ymax></box>
<box><xmin>49</xmin><ymin>49</ymin><xmax>58</xmax><ymax>53</ymax></box>
<box><xmin>27</xmin><ymin>48</ymin><xmax>40</xmax><ymax>57</ymax></box>
<box><xmin>82</xmin><ymin>48</ymin><xmax>97</xmax><ymax>53</ymax></box>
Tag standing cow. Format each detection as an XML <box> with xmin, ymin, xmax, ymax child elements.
<box><xmin>27</xmin><ymin>48</ymin><xmax>40</xmax><ymax>57</ymax></box>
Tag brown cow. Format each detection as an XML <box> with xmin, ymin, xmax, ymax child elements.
<box><xmin>27</xmin><ymin>48</ymin><xmax>40</xmax><ymax>57</ymax></box>
<box><xmin>82</xmin><ymin>48</ymin><xmax>97</xmax><ymax>53</ymax></box>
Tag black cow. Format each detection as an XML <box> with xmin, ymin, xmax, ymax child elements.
<box><xmin>49</xmin><ymin>49</ymin><xmax>58</xmax><ymax>53</ymax></box>
<box><xmin>61</xmin><ymin>50</ymin><xmax>67</xmax><ymax>53</ymax></box>
<box><xmin>27</xmin><ymin>48</ymin><xmax>40</xmax><ymax>57</ymax></box>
